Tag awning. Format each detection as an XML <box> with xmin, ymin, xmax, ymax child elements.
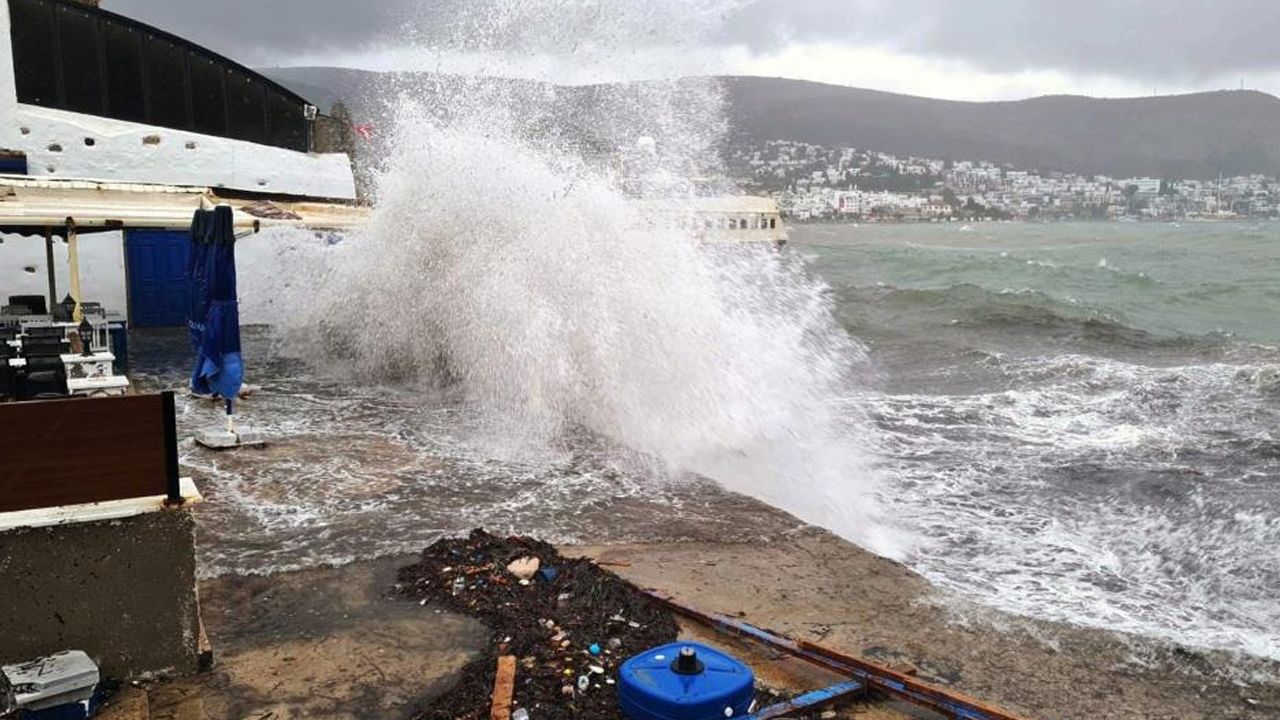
<box><xmin>0</xmin><ymin>174</ymin><xmax>369</xmax><ymax>235</ymax></box>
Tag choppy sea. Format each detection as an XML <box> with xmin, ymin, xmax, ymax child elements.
<box><xmin>134</xmin><ymin>220</ymin><xmax>1280</xmax><ymax>667</ymax></box>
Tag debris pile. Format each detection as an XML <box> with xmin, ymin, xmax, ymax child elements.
<box><xmin>394</xmin><ymin>529</ymin><xmax>679</xmax><ymax>720</ymax></box>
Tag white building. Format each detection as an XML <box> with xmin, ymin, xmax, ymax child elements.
<box><xmin>0</xmin><ymin>0</ymin><xmax>360</xmax><ymax>326</ymax></box>
<box><xmin>1126</xmin><ymin>177</ymin><xmax>1163</xmax><ymax>197</ymax></box>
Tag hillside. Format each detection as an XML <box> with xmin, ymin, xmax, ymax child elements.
<box><xmin>261</xmin><ymin>67</ymin><xmax>1280</xmax><ymax>179</ymax></box>
<box><xmin>723</xmin><ymin>77</ymin><xmax>1280</xmax><ymax>179</ymax></box>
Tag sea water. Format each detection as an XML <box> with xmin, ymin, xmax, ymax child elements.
<box><xmin>153</xmin><ymin>221</ymin><xmax>1280</xmax><ymax>668</ymax></box>
<box><xmin>800</xmin><ymin>221</ymin><xmax>1280</xmax><ymax>664</ymax></box>
<box><xmin>132</xmin><ymin>0</ymin><xmax>1280</xmax><ymax>671</ymax></box>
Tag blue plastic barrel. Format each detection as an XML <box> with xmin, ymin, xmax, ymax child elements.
<box><xmin>618</xmin><ymin>642</ymin><xmax>755</xmax><ymax>720</ymax></box>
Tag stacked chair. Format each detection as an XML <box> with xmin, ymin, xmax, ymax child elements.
<box><xmin>7</xmin><ymin>295</ymin><xmax>48</xmax><ymax>316</ymax></box>
<box><xmin>0</xmin><ymin>341</ymin><xmax>15</xmax><ymax>401</ymax></box>
<box><xmin>20</xmin><ymin>337</ymin><xmax>71</xmax><ymax>399</ymax></box>
<box><xmin>0</xmin><ymin>331</ymin><xmax>71</xmax><ymax>402</ymax></box>
<box><xmin>0</xmin><ymin>298</ymin><xmax>123</xmax><ymax>402</ymax></box>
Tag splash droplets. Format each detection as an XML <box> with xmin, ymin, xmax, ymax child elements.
<box><xmin>247</xmin><ymin>0</ymin><xmax>907</xmax><ymax>557</ymax></box>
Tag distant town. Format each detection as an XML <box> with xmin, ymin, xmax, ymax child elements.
<box><xmin>727</xmin><ymin>139</ymin><xmax>1279</xmax><ymax>222</ymax></box>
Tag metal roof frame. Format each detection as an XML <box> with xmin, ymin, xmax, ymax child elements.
<box><xmin>0</xmin><ymin>174</ymin><xmax>368</xmax><ymax>235</ymax></box>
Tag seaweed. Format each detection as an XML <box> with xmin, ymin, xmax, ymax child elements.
<box><xmin>394</xmin><ymin>529</ymin><xmax>679</xmax><ymax>720</ymax></box>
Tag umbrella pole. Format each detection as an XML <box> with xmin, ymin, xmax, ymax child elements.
<box><xmin>44</xmin><ymin>227</ymin><xmax>57</xmax><ymax>313</ymax></box>
<box><xmin>225</xmin><ymin>398</ymin><xmax>235</xmax><ymax>434</ymax></box>
<box><xmin>66</xmin><ymin>220</ymin><xmax>83</xmax><ymax>323</ymax></box>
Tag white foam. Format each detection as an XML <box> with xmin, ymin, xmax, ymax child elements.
<box><xmin>870</xmin><ymin>353</ymin><xmax>1280</xmax><ymax>661</ymax></box>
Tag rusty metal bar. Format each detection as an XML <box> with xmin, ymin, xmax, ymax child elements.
<box><xmin>643</xmin><ymin>590</ymin><xmax>1028</xmax><ymax>720</ymax></box>
<box><xmin>747</xmin><ymin>680</ymin><xmax>863</xmax><ymax>719</ymax></box>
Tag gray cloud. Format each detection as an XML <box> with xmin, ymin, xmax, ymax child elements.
<box><xmin>106</xmin><ymin>0</ymin><xmax>415</xmax><ymax>65</ymax></box>
<box><xmin>108</xmin><ymin>0</ymin><xmax>1280</xmax><ymax>84</ymax></box>
<box><xmin>108</xmin><ymin>0</ymin><xmax>718</xmax><ymax>62</ymax></box>
<box><xmin>722</xmin><ymin>0</ymin><xmax>1280</xmax><ymax>80</ymax></box>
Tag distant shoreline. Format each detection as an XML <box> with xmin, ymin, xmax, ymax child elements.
<box><xmin>783</xmin><ymin>215</ymin><xmax>1279</xmax><ymax>226</ymax></box>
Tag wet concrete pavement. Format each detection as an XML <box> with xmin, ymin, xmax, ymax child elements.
<box><xmin>146</xmin><ymin>557</ymin><xmax>487</xmax><ymax>720</ymax></box>
<box><xmin>571</xmin><ymin>529</ymin><xmax>1280</xmax><ymax>720</ymax></box>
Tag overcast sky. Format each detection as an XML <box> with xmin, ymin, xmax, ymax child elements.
<box><xmin>108</xmin><ymin>0</ymin><xmax>1280</xmax><ymax>101</ymax></box>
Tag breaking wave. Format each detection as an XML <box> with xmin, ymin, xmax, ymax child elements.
<box><xmin>244</xmin><ymin>0</ymin><xmax>908</xmax><ymax>558</ymax></box>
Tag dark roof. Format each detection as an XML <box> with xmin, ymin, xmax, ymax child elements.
<box><xmin>39</xmin><ymin>0</ymin><xmax>314</xmax><ymax>108</ymax></box>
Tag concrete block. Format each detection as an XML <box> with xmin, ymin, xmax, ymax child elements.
<box><xmin>193</xmin><ymin>425</ymin><xmax>265</xmax><ymax>449</ymax></box>
<box><xmin>0</xmin><ymin>510</ymin><xmax>202</xmax><ymax>680</ymax></box>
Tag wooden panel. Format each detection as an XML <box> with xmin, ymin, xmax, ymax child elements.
<box><xmin>0</xmin><ymin>394</ymin><xmax>172</xmax><ymax>513</ymax></box>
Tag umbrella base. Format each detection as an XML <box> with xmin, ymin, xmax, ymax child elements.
<box><xmin>194</xmin><ymin>425</ymin><xmax>266</xmax><ymax>449</ymax></box>
<box><xmin>191</xmin><ymin>384</ymin><xmax>260</xmax><ymax>401</ymax></box>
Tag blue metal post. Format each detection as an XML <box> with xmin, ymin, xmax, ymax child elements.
<box><xmin>747</xmin><ymin>680</ymin><xmax>864</xmax><ymax>719</ymax></box>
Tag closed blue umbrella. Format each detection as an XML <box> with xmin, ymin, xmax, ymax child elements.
<box><xmin>187</xmin><ymin>205</ymin><xmax>243</xmax><ymax>410</ymax></box>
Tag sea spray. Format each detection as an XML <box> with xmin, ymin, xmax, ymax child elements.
<box><xmin>244</xmin><ymin>0</ymin><xmax>910</xmax><ymax>557</ymax></box>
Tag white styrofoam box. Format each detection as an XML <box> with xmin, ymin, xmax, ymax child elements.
<box><xmin>1</xmin><ymin>651</ymin><xmax>99</xmax><ymax>712</ymax></box>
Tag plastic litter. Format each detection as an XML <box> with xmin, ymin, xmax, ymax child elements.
<box><xmin>589</xmin><ymin>643</ymin><xmax>602</xmax><ymax>656</ymax></box>
<box><xmin>507</xmin><ymin>556</ymin><xmax>541</xmax><ymax>581</ymax></box>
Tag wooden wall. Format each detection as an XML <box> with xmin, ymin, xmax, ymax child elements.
<box><xmin>0</xmin><ymin>392</ymin><xmax>178</xmax><ymax>513</ymax></box>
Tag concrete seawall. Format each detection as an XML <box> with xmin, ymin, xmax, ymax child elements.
<box><xmin>0</xmin><ymin>509</ymin><xmax>202</xmax><ymax>679</ymax></box>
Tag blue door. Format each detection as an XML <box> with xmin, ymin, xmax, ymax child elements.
<box><xmin>126</xmin><ymin>230</ymin><xmax>190</xmax><ymax>327</ymax></box>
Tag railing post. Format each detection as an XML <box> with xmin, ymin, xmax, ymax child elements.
<box><xmin>162</xmin><ymin>391</ymin><xmax>182</xmax><ymax>505</ymax></box>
